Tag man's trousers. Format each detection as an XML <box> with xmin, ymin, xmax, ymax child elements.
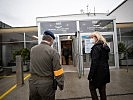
<box><xmin>29</xmin><ymin>78</ymin><xmax>55</xmax><ymax>100</ymax></box>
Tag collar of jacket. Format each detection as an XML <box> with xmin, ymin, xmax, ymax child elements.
<box><xmin>41</xmin><ymin>40</ymin><xmax>51</xmax><ymax>46</ymax></box>
<box><xmin>91</xmin><ymin>40</ymin><xmax>103</xmax><ymax>49</ymax></box>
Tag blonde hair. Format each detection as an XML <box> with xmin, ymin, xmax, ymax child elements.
<box><xmin>90</xmin><ymin>31</ymin><xmax>107</xmax><ymax>44</ymax></box>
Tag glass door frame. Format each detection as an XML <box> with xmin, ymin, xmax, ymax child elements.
<box><xmin>55</xmin><ymin>33</ymin><xmax>75</xmax><ymax>65</ymax></box>
<box><xmin>54</xmin><ymin>33</ymin><xmax>83</xmax><ymax>78</ymax></box>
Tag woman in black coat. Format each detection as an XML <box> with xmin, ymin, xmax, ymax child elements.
<box><xmin>88</xmin><ymin>31</ymin><xmax>110</xmax><ymax>100</ymax></box>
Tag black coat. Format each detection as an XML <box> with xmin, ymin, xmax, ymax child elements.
<box><xmin>88</xmin><ymin>41</ymin><xmax>110</xmax><ymax>88</ymax></box>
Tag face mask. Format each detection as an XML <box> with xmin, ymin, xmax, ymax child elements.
<box><xmin>90</xmin><ymin>38</ymin><xmax>95</xmax><ymax>44</ymax></box>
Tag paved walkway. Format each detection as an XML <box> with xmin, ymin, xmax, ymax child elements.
<box><xmin>0</xmin><ymin>66</ymin><xmax>133</xmax><ymax>100</ymax></box>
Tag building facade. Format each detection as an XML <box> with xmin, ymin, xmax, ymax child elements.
<box><xmin>108</xmin><ymin>0</ymin><xmax>133</xmax><ymax>65</ymax></box>
<box><xmin>37</xmin><ymin>13</ymin><xmax>118</xmax><ymax>76</ymax></box>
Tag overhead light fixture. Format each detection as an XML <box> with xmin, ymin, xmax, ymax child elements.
<box><xmin>67</xmin><ymin>36</ymin><xmax>71</xmax><ymax>39</ymax></box>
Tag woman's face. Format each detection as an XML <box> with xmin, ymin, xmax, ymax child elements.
<box><xmin>90</xmin><ymin>36</ymin><xmax>98</xmax><ymax>44</ymax></box>
<box><xmin>93</xmin><ymin>36</ymin><xmax>98</xmax><ymax>43</ymax></box>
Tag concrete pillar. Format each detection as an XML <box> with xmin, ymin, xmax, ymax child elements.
<box><xmin>16</xmin><ymin>55</ymin><xmax>24</xmax><ymax>86</ymax></box>
<box><xmin>0</xmin><ymin>34</ymin><xmax>2</xmax><ymax>67</ymax></box>
<box><xmin>2</xmin><ymin>45</ymin><xmax>7</xmax><ymax>66</ymax></box>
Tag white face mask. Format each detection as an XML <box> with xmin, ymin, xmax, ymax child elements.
<box><xmin>90</xmin><ymin>38</ymin><xmax>95</xmax><ymax>44</ymax></box>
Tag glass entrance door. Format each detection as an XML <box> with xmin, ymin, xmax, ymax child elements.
<box><xmin>104</xmin><ymin>35</ymin><xmax>115</xmax><ymax>67</ymax></box>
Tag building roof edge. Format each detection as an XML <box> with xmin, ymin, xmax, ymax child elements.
<box><xmin>107</xmin><ymin>0</ymin><xmax>128</xmax><ymax>16</ymax></box>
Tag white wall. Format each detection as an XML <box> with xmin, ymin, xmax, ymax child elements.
<box><xmin>109</xmin><ymin>0</ymin><xmax>133</xmax><ymax>23</ymax></box>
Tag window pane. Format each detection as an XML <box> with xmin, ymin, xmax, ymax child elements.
<box><xmin>79</xmin><ymin>20</ymin><xmax>114</xmax><ymax>33</ymax></box>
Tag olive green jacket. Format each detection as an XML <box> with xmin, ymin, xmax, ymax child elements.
<box><xmin>30</xmin><ymin>43</ymin><xmax>64</xmax><ymax>87</ymax></box>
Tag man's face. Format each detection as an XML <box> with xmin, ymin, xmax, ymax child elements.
<box><xmin>50</xmin><ymin>38</ymin><xmax>54</xmax><ymax>46</ymax></box>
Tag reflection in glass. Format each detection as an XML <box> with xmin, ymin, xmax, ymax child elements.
<box><xmin>1</xmin><ymin>32</ymin><xmax>38</xmax><ymax>67</ymax></box>
<box><xmin>82</xmin><ymin>35</ymin><xmax>115</xmax><ymax>68</ymax></box>
<box><xmin>117</xmin><ymin>27</ymin><xmax>133</xmax><ymax>65</ymax></box>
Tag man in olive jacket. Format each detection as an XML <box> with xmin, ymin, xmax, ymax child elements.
<box><xmin>29</xmin><ymin>31</ymin><xmax>64</xmax><ymax>100</ymax></box>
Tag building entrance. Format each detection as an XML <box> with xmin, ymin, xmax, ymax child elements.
<box><xmin>37</xmin><ymin>16</ymin><xmax>118</xmax><ymax>78</ymax></box>
<box><xmin>52</xmin><ymin>35</ymin><xmax>75</xmax><ymax>66</ymax></box>
<box><xmin>61</xmin><ymin>39</ymin><xmax>72</xmax><ymax>65</ymax></box>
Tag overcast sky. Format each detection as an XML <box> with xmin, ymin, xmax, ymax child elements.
<box><xmin>0</xmin><ymin>0</ymin><xmax>124</xmax><ymax>27</ymax></box>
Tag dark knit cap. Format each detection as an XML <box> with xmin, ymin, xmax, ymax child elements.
<box><xmin>43</xmin><ymin>30</ymin><xmax>55</xmax><ymax>39</ymax></box>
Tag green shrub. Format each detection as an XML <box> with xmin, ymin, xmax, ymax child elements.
<box><xmin>118</xmin><ymin>42</ymin><xmax>126</xmax><ymax>53</ymax></box>
<box><xmin>13</xmin><ymin>48</ymin><xmax>30</xmax><ymax>62</ymax></box>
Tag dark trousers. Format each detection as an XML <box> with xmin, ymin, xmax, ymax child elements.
<box><xmin>29</xmin><ymin>94</ymin><xmax>55</xmax><ymax>100</ymax></box>
<box><xmin>29</xmin><ymin>79</ymin><xmax>55</xmax><ymax>100</ymax></box>
<box><xmin>65</xmin><ymin>56</ymin><xmax>69</xmax><ymax>65</ymax></box>
<box><xmin>89</xmin><ymin>81</ymin><xmax>107</xmax><ymax>100</ymax></box>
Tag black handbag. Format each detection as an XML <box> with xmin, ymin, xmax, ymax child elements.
<box><xmin>52</xmin><ymin>78</ymin><xmax>58</xmax><ymax>90</ymax></box>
